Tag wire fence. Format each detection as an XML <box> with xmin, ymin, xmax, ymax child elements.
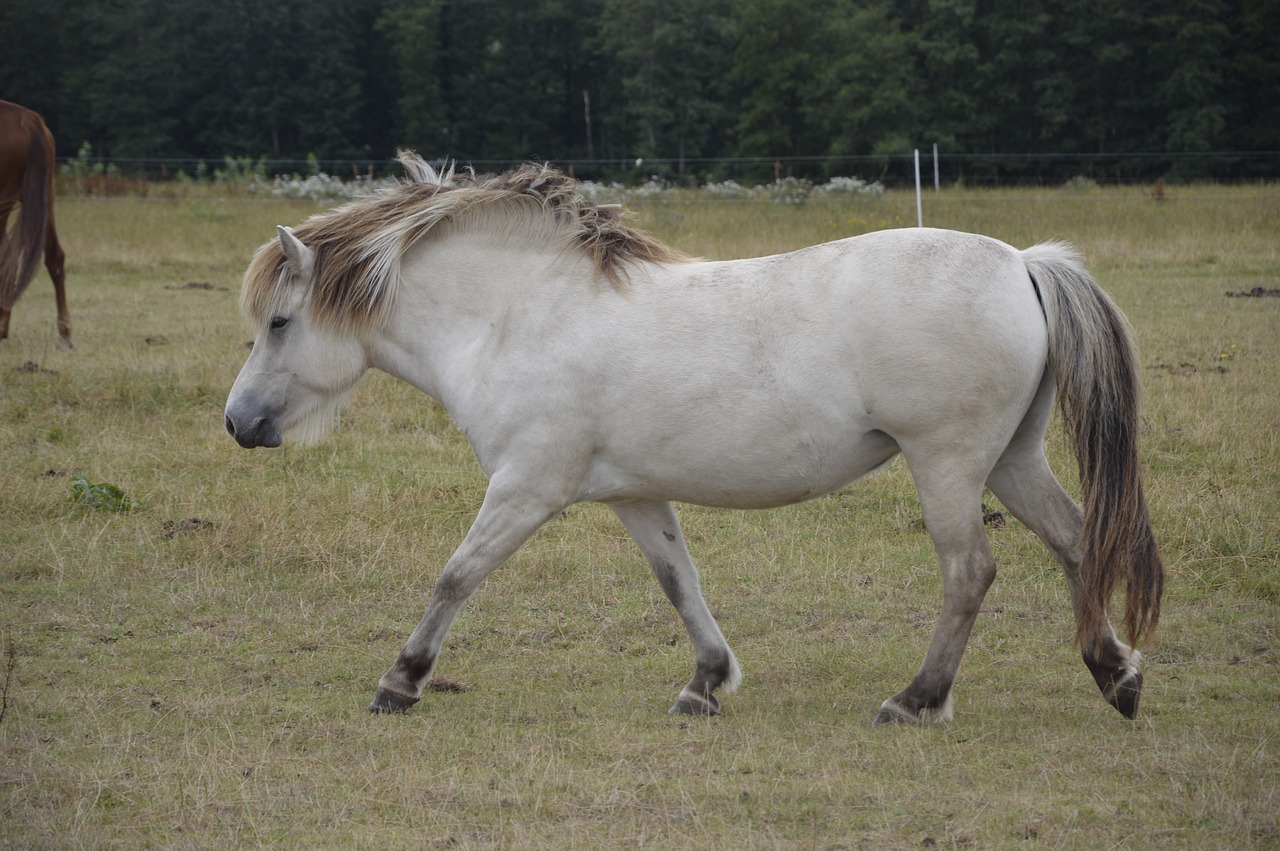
<box><xmin>55</xmin><ymin>150</ymin><xmax>1280</xmax><ymax>188</ymax></box>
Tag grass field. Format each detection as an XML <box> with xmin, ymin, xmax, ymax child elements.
<box><xmin>2</xmin><ymin>183</ymin><xmax>1278</xmax><ymax>848</ymax></box>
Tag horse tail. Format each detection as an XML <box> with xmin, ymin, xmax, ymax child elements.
<box><xmin>0</xmin><ymin>114</ymin><xmax>53</xmax><ymax>310</ymax></box>
<box><xmin>1021</xmin><ymin>241</ymin><xmax>1164</xmax><ymax>656</ymax></box>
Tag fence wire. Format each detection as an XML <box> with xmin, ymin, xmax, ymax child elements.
<box><xmin>55</xmin><ymin>150</ymin><xmax>1280</xmax><ymax>188</ymax></box>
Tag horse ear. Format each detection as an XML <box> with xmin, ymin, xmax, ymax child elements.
<box><xmin>276</xmin><ymin>225</ymin><xmax>313</xmax><ymax>275</ymax></box>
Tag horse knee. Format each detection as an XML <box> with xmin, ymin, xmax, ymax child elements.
<box><xmin>433</xmin><ymin>567</ymin><xmax>479</xmax><ymax>604</ymax></box>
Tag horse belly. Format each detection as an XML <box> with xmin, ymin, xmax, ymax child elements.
<box><xmin>576</xmin><ymin>399</ymin><xmax>900</xmax><ymax>510</ymax></box>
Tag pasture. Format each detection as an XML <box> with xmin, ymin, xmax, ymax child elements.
<box><xmin>2</xmin><ymin>182</ymin><xmax>1278</xmax><ymax>848</ymax></box>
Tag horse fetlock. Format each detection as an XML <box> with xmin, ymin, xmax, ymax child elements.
<box><xmin>721</xmin><ymin>649</ymin><xmax>743</xmax><ymax>695</ymax></box>
<box><xmin>919</xmin><ymin>691</ymin><xmax>955</xmax><ymax>724</ymax></box>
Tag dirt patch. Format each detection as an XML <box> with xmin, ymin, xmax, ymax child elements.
<box><xmin>162</xmin><ymin>517</ymin><xmax>215</xmax><ymax>539</ymax></box>
<box><xmin>165</xmin><ymin>281</ymin><xmax>227</xmax><ymax>292</ymax></box>
<box><xmin>13</xmin><ymin>361</ymin><xmax>57</xmax><ymax>375</ymax></box>
<box><xmin>1149</xmin><ymin>362</ymin><xmax>1229</xmax><ymax>376</ymax></box>
<box><xmin>427</xmin><ymin>678</ymin><xmax>470</xmax><ymax>694</ymax></box>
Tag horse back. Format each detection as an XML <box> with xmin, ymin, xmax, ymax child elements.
<box><xmin>553</xmin><ymin>229</ymin><xmax>1051</xmax><ymax>506</ymax></box>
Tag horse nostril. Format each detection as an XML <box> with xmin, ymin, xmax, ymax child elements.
<box><xmin>225</xmin><ymin>415</ymin><xmax>236</xmax><ymax>437</ymax></box>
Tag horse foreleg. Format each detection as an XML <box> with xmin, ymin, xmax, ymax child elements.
<box><xmin>875</xmin><ymin>463</ymin><xmax>996</xmax><ymax>725</ymax></box>
<box><xmin>611</xmin><ymin>499</ymin><xmax>741</xmax><ymax>715</ymax></box>
<box><xmin>369</xmin><ymin>475</ymin><xmax>566</xmax><ymax>713</ymax></box>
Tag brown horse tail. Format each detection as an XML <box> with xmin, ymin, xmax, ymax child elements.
<box><xmin>1022</xmin><ymin>242</ymin><xmax>1164</xmax><ymax>656</ymax></box>
<box><xmin>0</xmin><ymin>114</ymin><xmax>52</xmax><ymax>310</ymax></box>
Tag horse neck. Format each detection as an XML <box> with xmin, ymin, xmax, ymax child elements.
<box><xmin>368</xmin><ymin>227</ymin><xmax>585</xmax><ymax>405</ymax></box>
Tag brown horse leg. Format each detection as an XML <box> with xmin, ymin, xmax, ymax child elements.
<box><xmin>0</xmin><ymin>206</ymin><xmax>9</xmax><ymax>338</ymax></box>
<box><xmin>45</xmin><ymin>219</ymin><xmax>70</xmax><ymax>347</ymax></box>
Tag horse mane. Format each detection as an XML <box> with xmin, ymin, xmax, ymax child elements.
<box><xmin>241</xmin><ymin>151</ymin><xmax>692</xmax><ymax>333</ymax></box>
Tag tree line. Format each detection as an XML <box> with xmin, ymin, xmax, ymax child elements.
<box><xmin>2</xmin><ymin>0</ymin><xmax>1277</xmax><ymax>183</ymax></box>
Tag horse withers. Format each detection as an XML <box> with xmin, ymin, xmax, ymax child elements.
<box><xmin>225</xmin><ymin>153</ymin><xmax>1163</xmax><ymax>724</ymax></box>
<box><xmin>0</xmin><ymin>100</ymin><xmax>70</xmax><ymax>347</ymax></box>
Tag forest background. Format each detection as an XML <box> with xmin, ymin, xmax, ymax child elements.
<box><xmin>2</xmin><ymin>0</ymin><xmax>1279</xmax><ymax>185</ymax></box>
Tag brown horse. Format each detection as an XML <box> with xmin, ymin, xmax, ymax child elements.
<box><xmin>0</xmin><ymin>100</ymin><xmax>70</xmax><ymax>347</ymax></box>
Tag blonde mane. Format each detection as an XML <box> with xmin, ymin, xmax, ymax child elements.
<box><xmin>241</xmin><ymin>152</ymin><xmax>692</xmax><ymax>333</ymax></box>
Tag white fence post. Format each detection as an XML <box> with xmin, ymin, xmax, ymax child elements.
<box><xmin>914</xmin><ymin>149</ymin><xmax>923</xmax><ymax>227</ymax></box>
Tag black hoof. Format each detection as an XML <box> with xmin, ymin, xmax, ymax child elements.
<box><xmin>1085</xmin><ymin>651</ymin><xmax>1144</xmax><ymax>720</ymax></box>
<box><xmin>669</xmin><ymin>691</ymin><xmax>720</xmax><ymax>716</ymax></box>
<box><xmin>1108</xmin><ymin>671</ymin><xmax>1142</xmax><ymax>720</ymax></box>
<box><xmin>368</xmin><ymin>689</ymin><xmax>419</xmax><ymax>714</ymax></box>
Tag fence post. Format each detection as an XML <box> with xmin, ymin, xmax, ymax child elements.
<box><xmin>914</xmin><ymin>149</ymin><xmax>923</xmax><ymax>227</ymax></box>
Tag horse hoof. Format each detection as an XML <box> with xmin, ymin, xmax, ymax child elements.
<box><xmin>669</xmin><ymin>691</ymin><xmax>720</xmax><ymax>716</ymax></box>
<box><xmin>1108</xmin><ymin>671</ymin><xmax>1142</xmax><ymax>719</ymax></box>
<box><xmin>872</xmin><ymin>701</ymin><xmax>917</xmax><ymax>725</ymax></box>
<box><xmin>368</xmin><ymin>689</ymin><xmax>419</xmax><ymax>714</ymax></box>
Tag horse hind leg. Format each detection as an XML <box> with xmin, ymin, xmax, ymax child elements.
<box><xmin>1</xmin><ymin>206</ymin><xmax>12</xmax><ymax>340</ymax></box>
<box><xmin>45</xmin><ymin>219</ymin><xmax>70</xmax><ymax>347</ymax></box>
<box><xmin>875</xmin><ymin>457</ymin><xmax>997</xmax><ymax>725</ymax></box>
<box><xmin>985</xmin><ymin>421</ymin><xmax>1143</xmax><ymax>718</ymax></box>
<box><xmin>611</xmin><ymin>499</ymin><xmax>741</xmax><ymax>715</ymax></box>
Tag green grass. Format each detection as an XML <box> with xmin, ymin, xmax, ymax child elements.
<box><xmin>2</xmin><ymin>185</ymin><xmax>1278</xmax><ymax>848</ymax></box>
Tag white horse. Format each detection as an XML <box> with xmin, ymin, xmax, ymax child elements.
<box><xmin>225</xmin><ymin>152</ymin><xmax>1163</xmax><ymax>723</ymax></box>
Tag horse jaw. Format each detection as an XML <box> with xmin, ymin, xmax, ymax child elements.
<box><xmin>285</xmin><ymin>389</ymin><xmax>355</xmax><ymax>446</ymax></box>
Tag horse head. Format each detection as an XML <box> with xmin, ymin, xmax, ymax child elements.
<box><xmin>225</xmin><ymin>227</ymin><xmax>367</xmax><ymax>448</ymax></box>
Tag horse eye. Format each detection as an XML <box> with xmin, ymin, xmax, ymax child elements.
<box><xmin>269</xmin><ymin>316</ymin><xmax>289</xmax><ymax>331</ymax></box>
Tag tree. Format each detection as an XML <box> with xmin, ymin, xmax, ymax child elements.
<box><xmin>189</xmin><ymin>0</ymin><xmax>367</xmax><ymax>158</ymax></box>
<box><xmin>731</xmin><ymin>0</ymin><xmax>830</xmax><ymax>160</ymax></box>
<box><xmin>598</xmin><ymin>0</ymin><xmax>736</xmax><ymax>174</ymax></box>
<box><xmin>1227</xmin><ymin>0</ymin><xmax>1280</xmax><ymax>160</ymax></box>
<box><xmin>1156</xmin><ymin>0</ymin><xmax>1231</xmax><ymax>154</ymax></box>
<box><xmin>1</xmin><ymin>0</ymin><xmax>1278</xmax><ymax>177</ymax></box>
<box><xmin>0</xmin><ymin>0</ymin><xmax>70</xmax><ymax>129</ymax></box>
<box><xmin>895</xmin><ymin>0</ymin><xmax>981</xmax><ymax>150</ymax></box>
<box><xmin>377</xmin><ymin>0</ymin><xmax>451</xmax><ymax>155</ymax></box>
<box><xmin>808</xmin><ymin>0</ymin><xmax>921</xmax><ymax>158</ymax></box>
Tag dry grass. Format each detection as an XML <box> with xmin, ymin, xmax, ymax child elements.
<box><xmin>1</xmin><ymin>184</ymin><xmax>1278</xmax><ymax>848</ymax></box>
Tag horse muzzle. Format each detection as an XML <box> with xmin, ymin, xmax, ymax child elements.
<box><xmin>225</xmin><ymin>413</ymin><xmax>283</xmax><ymax>449</ymax></box>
